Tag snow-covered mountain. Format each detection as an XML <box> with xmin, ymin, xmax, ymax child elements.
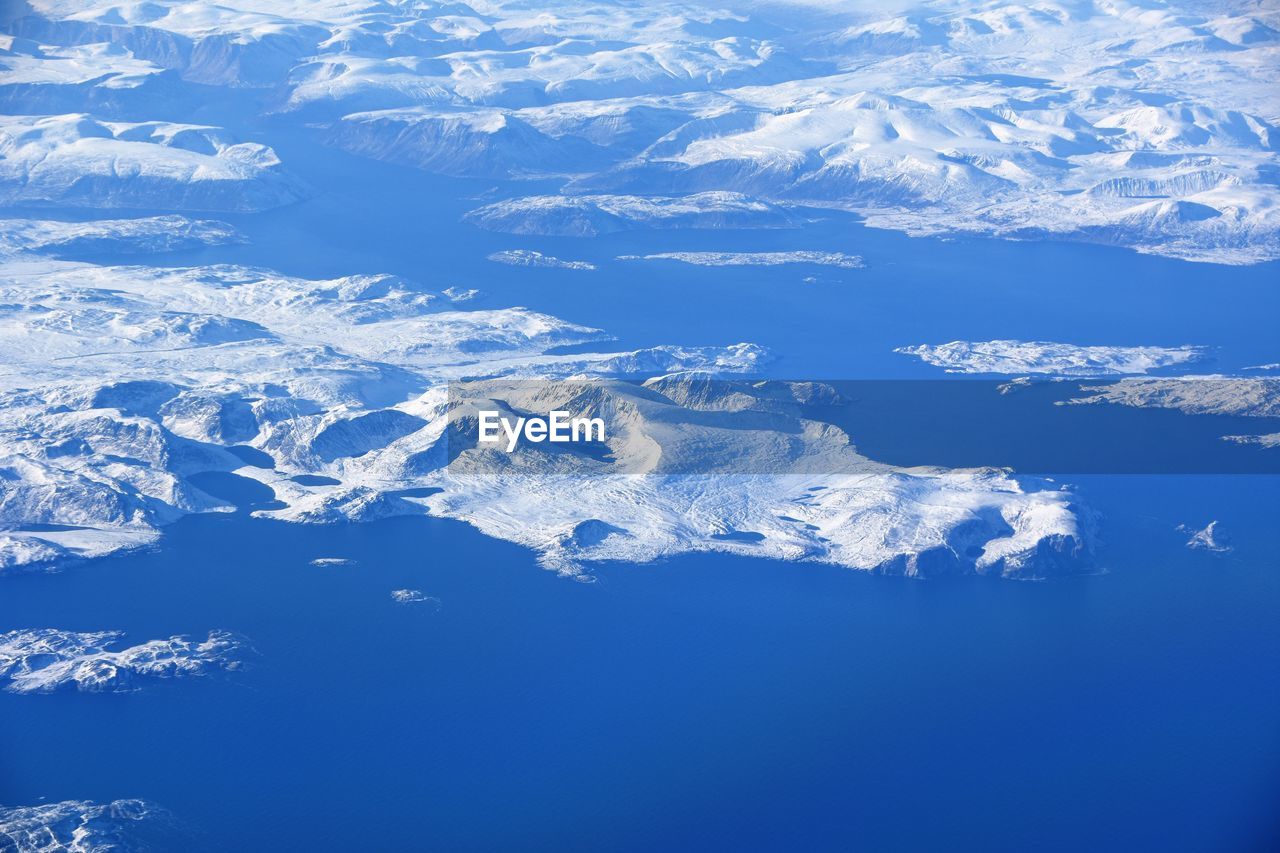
<box><xmin>0</xmin><ymin>113</ymin><xmax>306</xmax><ymax>210</ymax></box>
<box><xmin>0</xmin><ymin>628</ymin><xmax>245</xmax><ymax>693</ymax></box>
<box><xmin>435</xmin><ymin>376</ymin><xmax>1091</xmax><ymax>577</ymax></box>
<box><xmin>3</xmin><ymin>0</ymin><xmax>1277</xmax><ymax>260</ymax></box>
<box><xmin>0</xmin><ymin>248</ymin><xmax>1088</xmax><ymax>578</ymax></box>
<box><xmin>7</xmin><ymin>0</ymin><xmax>1272</xmax><ymax>581</ymax></box>
<box><xmin>2</xmin><ymin>3</ymin><xmax>1276</xmax><ymax>847</ymax></box>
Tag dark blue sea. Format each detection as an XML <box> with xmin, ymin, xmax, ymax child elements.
<box><xmin>1</xmin><ymin>474</ymin><xmax>1277</xmax><ymax>851</ymax></box>
<box><xmin>3</xmin><ymin>131</ymin><xmax>1278</xmax><ymax>851</ymax></box>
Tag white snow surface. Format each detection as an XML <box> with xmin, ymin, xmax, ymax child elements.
<box><xmin>897</xmin><ymin>340</ymin><xmax>1207</xmax><ymax>375</ymax></box>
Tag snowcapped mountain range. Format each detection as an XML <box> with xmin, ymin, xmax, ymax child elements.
<box><xmin>0</xmin><ymin>251</ymin><xmax>1088</xmax><ymax>578</ymax></box>
<box><xmin>2</xmin><ymin>1</ymin><xmax>1276</xmax><ymax>580</ymax></box>
<box><xmin>5</xmin><ymin>0</ymin><xmax>1276</xmax><ymax>260</ymax></box>
<box><xmin>2</xmin><ymin>3</ymin><xmax>1277</xmax><ymax>849</ymax></box>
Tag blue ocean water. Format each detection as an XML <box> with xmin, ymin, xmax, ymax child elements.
<box><xmin>90</xmin><ymin>126</ymin><xmax>1280</xmax><ymax>379</ymax></box>
<box><xmin>1</xmin><ymin>475</ymin><xmax>1277</xmax><ymax>852</ymax></box>
<box><xmin>4</xmin><ymin>128</ymin><xmax>1279</xmax><ymax>851</ymax></box>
